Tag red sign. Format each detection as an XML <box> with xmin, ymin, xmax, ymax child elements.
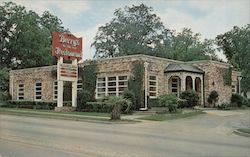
<box><xmin>60</xmin><ymin>65</ymin><xmax>77</xmax><ymax>78</ymax></box>
<box><xmin>52</xmin><ymin>32</ymin><xmax>82</xmax><ymax>60</ymax></box>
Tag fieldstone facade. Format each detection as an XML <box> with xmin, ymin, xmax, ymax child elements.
<box><xmin>9</xmin><ymin>54</ymin><xmax>242</xmax><ymax>107</ymax></box>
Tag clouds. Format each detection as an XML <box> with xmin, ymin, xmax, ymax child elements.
<box><xmin>1</xmin><ymin>0</ymin><xmax>249</xmax><ymax>60</ymax></box>
<box><xmin>9</xmin><ymin>0</ymin><xmax>89</xmax><ymax>15</ymax></box>
<box><xmin>158</xmin><ymin>0</ymin><xmax>249</xmax><ymax>39</ymax></box>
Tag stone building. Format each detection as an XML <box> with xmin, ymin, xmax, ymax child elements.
<box><xmin>9</xmin><ymin>54</ymin><xmax>242</xmax><ymax>108</ymax></box>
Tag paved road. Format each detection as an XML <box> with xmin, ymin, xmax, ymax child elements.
<box><xmin>0</xmin><ymin>110</ymin><xmax>250</xmax><ymax>157</ymax></box>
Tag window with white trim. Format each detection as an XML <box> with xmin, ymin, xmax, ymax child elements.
<box><xmin>171</xmin><ymin>77</ymin><xmax>179</xmax><ymax>96</ymax></box>
<box><xmin>34</xmin><ymin>82</ymin><xmax>42</xmax><ymax>101</ymax></box>
<box><xmin>53</xmin><ymin>81</ymin><xmax>58</xmax><ymax>100</ymax></box>
<box><xmin>77</xmin><ymin>79</ymin><xmax>83</xmax><ymax>91</ymax></box>
<box><xmin>96</xmin><ymin>75</ymin><xmax>128</xmax><ymax>98</ymax></box>
<box><xmin>149</xmin><ymin>75</ymin><xmax>157</xmax><ymax>98</ymax></box>
<box><xmin>17</xmin><ymin>83</ymin><xmax>24</xmax><ymax>100</ymax></box>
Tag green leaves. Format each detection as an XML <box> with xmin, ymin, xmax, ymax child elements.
<box><xmin>92</xmin><ymin>4</ymin><xmax>166</xmax><ymax>58</ymax></box>
<box><xmin>92</xmin><ymin>4</ymin><xmax>218</xmax><ymax>62</ymax></box>
<box><xmin>0</xmin><ymin>2</ymin><xmax>67</xmax><ymax>69</ymax></box>
<box><xmin>216</xmin><ymin>24</ymin><xmax>250</xmax><ymax>92</ymax></box>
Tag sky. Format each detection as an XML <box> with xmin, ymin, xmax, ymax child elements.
<box><xmin>1</xmin><ymin>0</ymin><xmax>250</xmax><ymax>61</ymax></box>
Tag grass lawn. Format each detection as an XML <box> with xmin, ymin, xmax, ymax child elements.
<box><xmin>0</xmin><ymin>107</ymin><xmax>111</xmax><ymax>121</ymax></box>
<box><xmin>138</xmin><ymin>109</ymin><xmax>205</xmax><ymax>121</ymax></box>
<box><xmin>237</xmin><ymin>128</ymin><xmax>250</xmax><ymax>134</ymax></box>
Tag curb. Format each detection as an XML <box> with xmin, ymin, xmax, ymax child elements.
<box><xmin>0</xmin><ymin>111</ymin><xmax>139</xmax><ymax>124</ymax></box>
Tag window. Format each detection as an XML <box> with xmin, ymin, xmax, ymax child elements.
<box><xmin>53</xmin><ymin>81</ymin><xmax>58</xmax><ymax>100</ymax></box>
<box><xmin>97</xmin><ymin>77</ymin><xmax>106</xmax><ymax>98</ymax></box>
<box><xmin>17</xmin><ymin>83</ymin><xmax>24</xmax><ymax>100</ymax></box>
<box><xmin>96</xmin><ymin>75</ymin><xmax>128</xmax><ymax>98</ymax></box>
<box><xmin>149</xmin><ymin>75</ymin><xmax>157</xmax><ymax>98</ymax></box>
<box><xmin>232</xmin><ymin>85</ymin><xmax>236</xmax><ymax>94</ymax></box>
<box><xmin>35</xmin><ymin>82</ymin><xmax>42</xmax><ymax>101</ymax></box>
<box><xmin>77</xmin><ymin>79</ymin><xmax>83</xmax><ymax>91</ymax></box>
<box><xmin>171</xmin><ymin>77</ymin><xmax>179</xmax><ymax>96</ymax></box>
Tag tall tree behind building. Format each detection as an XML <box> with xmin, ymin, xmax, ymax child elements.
<box><xmin>216</xmin><ymin>24</ymin><xmax>250</xmax><ymax>93</ymax></box>
<box><xmin>92</xmin><ymin>4</ymin><xmax>218</xmax><ymax>61</ymax></box>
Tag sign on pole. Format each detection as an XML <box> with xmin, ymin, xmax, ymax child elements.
<box><xmin>52</xmin><ymin>32</ymin><xmax>82</xmax><ymax>61</ymax></box>
<box><xmin>51</xmin><ymin>32</ymin><xmax>83</xmax><ymax>109</ymax></box>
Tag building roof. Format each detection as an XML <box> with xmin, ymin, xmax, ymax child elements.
<box><xmin>164</xmin><ymin>63</ymin><xmax>204</xmax><ymax>74</ymax></box>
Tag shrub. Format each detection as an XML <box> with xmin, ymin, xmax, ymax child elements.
<box><xmin>122</xmin><ymin>90</ymin><xmax>136</xmax><ymax>110</ymax></box>
<box><xmin>2</xmin><ymin>101</ymin><xmax>56</xmax><ymax>110</ymax></box>
<box><xmin>217</xmin><ymin>102</ymin><xmax>230</xmax><ymax>110</ymax></box>
<box><xmin>0</xmin><ymin>91</ymin><xmax>11</xmax><ymax>101</ymax></box>
<box><xmin>77</xmin><ymin>90</ymin><xmax>92</xmax><ymax>111</ymax></box>
<box><xmin>85</xmin><ymin>102</ymin><xmax>112</xmax><ymax>113</ymax></box>
<box><xmin>207</xmin><ymin>90</ymin><xmax>219</xmax><ymax>107</ymax></box>
<box><xmin>104</xmin><ymin>96</ymin><xmax>131</xmax><ymax>120</ymax></box>
<box><xmin>180</xmin><ymin>90</ymin><xmax>199</xmax><ymax>108</ymax></box>
<box><xmin>231</xmin><ymin>94</ymin><xmax>248</xmax><ymax>107</ymax></box>
<box><xmin>148</xmin><ymin>98</ymin><xmax>160</xmax><ymax>107</ymax></box>
<box><xmin>177</xmin><ymin>98</ymin><xmax>187</xmax><ymax>108</ymax></box>
<box><xmin>159</xmin><ymin>94</ymin><xmax>178</xmax><ymax>113</ymax></box>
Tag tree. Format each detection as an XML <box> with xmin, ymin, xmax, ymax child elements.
<box><xmin>92</xmin><ymin>4</ymin><xmax>167</xmax><ymax>58</ymax></box>
<box><xmin>170</xmin><ymin>28</ymin><xmax>217</xmax><ymax>61</ymax></box>
<box><xmin>92</xmin><ymin>4</ymin><xmax>218</xmax><ymax>62</ymax></box>
<box><xmin>216</xmin><ymin>25</ymin><xmax>250</xmax><ymax>93</ymax></box>
<box><xmin>0</xmin><ymin>2</ymin><xmax>67</xmax><ymax>69</ymax></box>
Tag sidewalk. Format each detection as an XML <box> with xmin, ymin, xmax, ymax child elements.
<box><xmin>203</xmin><ymin>110</ymin><xmax>245</xmax><ymax>116</ymax></box>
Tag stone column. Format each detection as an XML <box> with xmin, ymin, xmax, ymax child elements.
<box><xmin>238</xmin><ymin>76</ymin><xmax>242</xmax><ymax>95</ymax></box>
<box><xmin>72</xmin><ymin>59</ymin><xmax>78</xmax><ymax>108</ymax></box>
<box><xmin>181</xmin><ymin>74</ymin><xmax>186</xmax><ymax>92</ymax></box>
<box><xmin>141</xmin><ymin>62</ymin><xmax>149</xmax><ymax>110</ymax></box>
<box><xmin>57</xmin><ymin>57</ymin><xmax>63</xmax><ymax>107</ymax></box>
<box><xmin>201</xmin><ymin>76</ymin><xmax>204</xmax><ymax>106</ymax></box>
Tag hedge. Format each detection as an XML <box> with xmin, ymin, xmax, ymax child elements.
<box><xmin>84</xmin><ymin>102</ymin><xmax>112</xmax><ymax>113</ymax></box>
<box><xmin>1</xmin><ymin>100</ymin><xmax>56</xmax><ymax>110</ymax></box>
<box><xmin>148</xmin><ymin>98</ymin><xmax>160</xmax><ymax>107</ymax></box>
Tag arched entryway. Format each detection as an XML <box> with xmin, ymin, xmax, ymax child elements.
<box><xmin>195</xmin><ymin>77</ymin><xmax>202</xmax><ymax>105</ymax></box>
<box><xmin>168</xmin><ymin>76</ymin><xmax>181</xmax><ymax>97</ymax></box>
<box><xmin>186</xmin><ymin>76</ymin><xmax>193</xmax><ymax>91</ymax></box>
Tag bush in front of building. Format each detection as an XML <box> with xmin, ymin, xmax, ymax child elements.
<box><xmin>104</xmin><ymin>96</ymin><xmax>131</xmax><ymax>120</ymax></box>
<box><xmin>180</xmin><ymin>90</ymin><xmax>199</xmax><ymax>108</ymax></box>
<box><xmin>122</xmin><ymin>90</ymin><xmax>136</xmax><ymax>111</ymax></box>
<box><xmin>159</xmin><ymin>94</ymin><xmax>178</xmax><ymax>113</ymax></box>
<box><xmin>217</xmin><ymin>102</ymin><xmax>230</xmax><ymax>110</ymax></box>
<box><xmin>85</xmin><ymin>102</ymin><xmax>112</xmax><ymax>113</ymax></box>
<box><xmin>77</xmin><ymin>90</ymin><xmax>92</xmax><ymax>111</ymax></box>
<box><xmin>1</xmin><ymin>101</ymin><xmax>56</xmax><ymax>110</ymax></box>
<box><xmin>231</xmin><ymin>93</ymin><xmax>249</xmax><ymax>107</ymax></box>
<box><xmin>207</xmin><ymin>90</ymin><xmax>219</xmax><ymax>107</ymax></box>
<box><xmin>148</xmin><ymin>98</ymin><xmax>160</xmax><ymax>108</ymax></box>
<box><xmin>0</xmin><ymin>91</ymin><xmax>11</xmax><ymax>101</ymax></box>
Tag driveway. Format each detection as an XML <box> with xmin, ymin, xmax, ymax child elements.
<box><xmin>0</xmin><ymin>110</ymin><xmax>249</xmax><ymax>157</ymax></box>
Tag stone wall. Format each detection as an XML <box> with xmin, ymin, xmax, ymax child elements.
<box><xmin>9</xmin><ymin>66</ymin><xmax>56</xmax><ymax>102</ymax></box>
<box><xmin>9</xmin><ymin>54</ymin><xmax>241</xmax><ymax>107</ymax></box>
<box><xmin>189</xmin><ymin>60</ymin><xmax>241</xmax><ymax>107</ymax></box>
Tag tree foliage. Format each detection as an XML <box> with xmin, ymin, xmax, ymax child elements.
<box><xmin>92</xmin><ymin>4</ymin><xmax>218</xmax><ymax>61</ymax></box>
<box><xmin>216</xmin><ymin>24</ymin><xmax>250</xmax><ymax>92</ymax></box>
<box><xmin>0</xmin><ymin>2</ymin><xmax>67</xmax><ymax>69</ymax></box>
<box><xmin>128</xmin><ymin>62</ymin><xmax>144</xmax><ymax>109</ymax></box>
<box><xmin>169</xmin><ymin>28</ymin><xmax>217</xmax><ymax>61</ymax></box>
<box><xmin>92</xmin><ymin>4</ymin><xmax>168</xmax><ymax>58</ymax></box>
<box><xmin>78</xmin><ymin>63</ymin><xmax>98</xmax><ymax>101</ymax></box>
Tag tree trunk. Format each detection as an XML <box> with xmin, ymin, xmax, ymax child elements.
<box><xmin>111</xmin><ymin>104</ymin><xmax>121</xmax><ymax>120</ymax></box>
